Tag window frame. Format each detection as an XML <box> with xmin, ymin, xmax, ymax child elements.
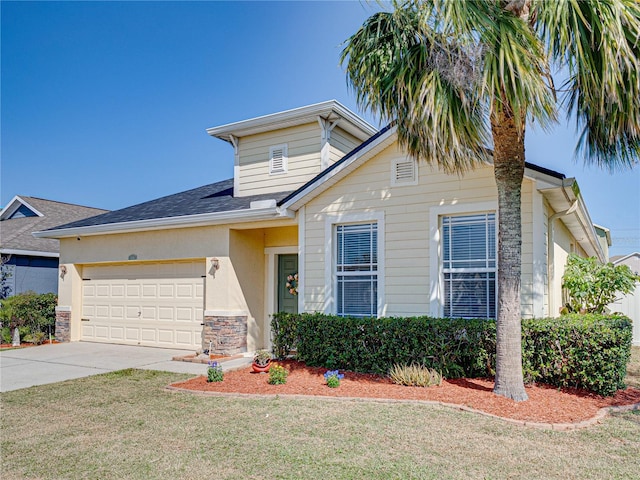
<box><xmin>441</xmin><ymin>212</ymin><xmax>497</xmax><ymax>319</ymax></box>
<box><xmin>324</xmin><ymin>212</ymin><xmax>385</xmax><ymax>317</ymax></box>
<box><xmin>429</xmin><ymin>202</ymin><xmax>497</xmax><ymax>318</ymax></box>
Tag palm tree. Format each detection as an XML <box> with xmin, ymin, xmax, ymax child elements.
<box><xmin>341</xmin><ymin>0</ymin><xmax>640</xmax><ymax>401</ymax></box>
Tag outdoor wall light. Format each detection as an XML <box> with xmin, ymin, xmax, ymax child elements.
<box><xmin>59</xmin><ymin>265</ymin><xmax>67</xmax><ymax>279</ymax></box>
<box><xmin>210</xmin><ymin>258</ymin><xmax>220</xmax><ymax>278</ymax></box>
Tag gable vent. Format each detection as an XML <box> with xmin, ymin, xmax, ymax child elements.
<box><xmin>269</xmin><ymin>144</ymin><xmax>288</xmax><ymax>175</ymax></box>
<box><xmin>392</xmin><ymin>157</ymin><xmax>417</xmax><ymax>186</ymax></box>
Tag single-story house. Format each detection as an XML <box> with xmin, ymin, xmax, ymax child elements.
<box><xmin>35</xmin><ymin>100</ymin><xmax>610</xmax><ymax>353</ymax></box>
<box><xmin>610</xmin><ymin>252</ymin><xmax>640</xmax><ymax>345</ymax></box>
<box><xmin>0</xmin><ymin>196</ymin><xmax>107</xmax><ymax>297</ymax></box>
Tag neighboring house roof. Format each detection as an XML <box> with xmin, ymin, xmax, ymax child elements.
<box><xmin>206</xmin><ymin>100</ymin><xmax>378</xmax><ymax>143</ymax></box>
<box><xmin>34</xmin><ymin>179</ymin><xmax>294</xmax><ymax>238</ymax></box>
<box><xmin>0</xmin><ymin>196</ymin><xmax>108</xmax><ymax>256</ymax></box>
<box><xmin>611</xmin><ymin>252</ymin><xmax>640</xmax><ymax>274</ymax></box>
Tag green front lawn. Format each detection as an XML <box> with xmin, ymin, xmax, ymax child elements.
<box><xmin>1</xmin><ymin>349</ymin><xmax>639</xmax><ymax>480</ymax></box>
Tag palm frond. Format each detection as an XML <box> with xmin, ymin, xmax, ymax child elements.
<box><xmin>535</xmin><ymin>0</ymin><xmax>640</xmax><ymax>170</ymax></box>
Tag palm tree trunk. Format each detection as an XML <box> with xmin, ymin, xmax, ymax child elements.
<box><xmin>491</xmin><ymin>107</ymin><xmax>528</xmax><ymax>402</ymax></box>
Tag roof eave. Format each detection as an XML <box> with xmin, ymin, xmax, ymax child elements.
<box><xmin>33</xmin><ymin>206</ymin><xmax>294</xmax><ymax>239</ymax></box>
<box><xmin>206</xmin><ymin>100</ymin><xmax>377</xmax><ymax>142</ymax></box>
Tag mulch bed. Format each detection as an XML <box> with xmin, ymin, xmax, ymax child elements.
<box><xmin>170</xmin><ymin>360</ymin><xmax>640</xmax><ymax>425</ymax></box>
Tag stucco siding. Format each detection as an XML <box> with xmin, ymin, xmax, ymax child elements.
<box><xmin>236</xmin><ymin>123</ymin><xmax>322</xmax><ymax>197</ymax></box>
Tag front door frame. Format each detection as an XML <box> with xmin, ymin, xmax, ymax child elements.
<box><xmin>264</xmin><ymin>246</ymin><xmax>298</xmax><ymax>349</ymax></box>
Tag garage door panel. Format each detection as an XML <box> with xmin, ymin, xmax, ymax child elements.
<box><xmin>142</xmin><ymin>284</ymin><xmax>157</xmax><ymax>297</ymax></box>
<box><xmin>81</xmin><ymin>262</ymin><xmax>204</xmax><ymax>349</ymax></box>
<box><xmin>96</xmin><ymin>285</ymin><xmax>110</xmax><ymax>297</ymax></box>
<box><xmin>175</xmin><ymin>307</ymin><xmax>194</xmax><ymax>321</ymax></box>
<box><xmin>126</xmin><ymin>284</ymin><xmax>140</xmax><ymax>297</ymax></box>
<box><xmin>111</xmin><ymin>284</ymin><xmax>125</xmax><ymax>297</ymax></box>
<box><xmin>158</xmin><ymin>284</ymin><xmax>174</xmax><ymax>297</ymax></box>
<box><xmin>110</xmin><ymin>306</ymin><xmax>124</xmax><ymax>319</ymax></box>
<box><xmin>95</xmin><ymin>325</ymin><xmax>109</xmax><ymax>340</ymax></box>
<box><xmin>141</xmin><ymin>329</ymin><xmax>156</xmax><ymax>342</ymax></box>
<box><xmin>175</xmin><ymin>330</ymin><xmax>194</xmax><ymax>345</ymax></box>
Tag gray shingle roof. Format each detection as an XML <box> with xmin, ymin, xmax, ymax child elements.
<box><xmin>47</xmin><ymin>179</ymin><xmax>293</xmax><ymax>231</ymax></box>
<box><xmin>1</xmin><ymin>197</ymin><xmax>108</xmax><ymax>254</ymax></box>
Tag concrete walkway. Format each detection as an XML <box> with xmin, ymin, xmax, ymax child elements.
<box><xmin>0</xmin><ymin>342</ymin><xmax>252</xmax><ymax>392</ymax></box>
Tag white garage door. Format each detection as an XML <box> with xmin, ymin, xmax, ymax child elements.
<box><xmin>81</xmin><ymin>262</ymin><xmax>204</xmax><ymax>350</ymax></box>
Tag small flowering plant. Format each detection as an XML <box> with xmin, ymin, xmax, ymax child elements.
<box><xmin>285</xmin><ymin>273</ymin><xmax>298</xmax><ymax>295</ymax></box>
<box><xmin>324</xmin><ymin>369</ymin><xmax>344</xmax><ymax>388</ymax></box>
<box><xmin>207</xmin><ymin>361</ymin><xmax>224</xmax><ymax>382</ymax></box>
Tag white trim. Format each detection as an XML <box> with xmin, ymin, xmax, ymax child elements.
<box><xmin>324</xmin><ymin>212</ymin><xmax>385</xmax><ymax>317</ymax></box>
<box><xmin>229</xmin><ymin>134</ymin><xmax>240</xmax><ymax>197</ymax></box>
<box><xmin>429</xmin><ymin>202</ymin><xmax>497</xmax><ymax>317</ymax></box>
<box><xmin>264</xmin><ymin>246</ymin><xmax>298</xmax><ymax>255</ymax></box>
<box><xmin>204</xmin><ymin>310</ymin><xmax>248</xmax><ymax>317</ymax></box>
<box><xmin>532</xmin><ymin>186</ymin><xmax>547</xmax><ymax>318</ymax></box>
<box><xmin>206</xmin><ymin>100</ymin><xmax>376</xmax><ymax>142</ymax></box>
<box><xmin>55</xmin><ymin>306</ymin><xmax>72</xmax><ymax>312</ymax></box>
<box><xmin>264</xmin><ymin>245</ymin><xmax>299</xmax><ymax>349</ymax></box>
<box><xmin>1</xmin><ymin>195</ymin><xmax>45</xmax><ymax>220</ymax></box>
<box><xmin>0</xmin><ymin>248</ymin><xmax>59</xmax><ymax>258</ymax></box>
<box><xmin>297</xmin><ymin>206</ymin><xmax>305</xmax><ymax>313</ymax></box>
<box><xmin>33</xmin><ymin>206</ymin><xmax>291</xmax><ymax>239</ymax></box>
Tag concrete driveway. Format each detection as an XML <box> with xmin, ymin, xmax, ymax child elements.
<box><xmin>0</xmin><ymin>342</ymin><xmax>250</xmax><ymax>392</ymax></box>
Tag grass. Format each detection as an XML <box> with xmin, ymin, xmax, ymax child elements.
<box><xmin>1</xmin><ymin>349</ymin><xmax>639</xmax><ymax>479</ymax></box>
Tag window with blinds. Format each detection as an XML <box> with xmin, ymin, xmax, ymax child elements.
<box><xmin>269</xmin><ymin>144</ymin><xmax>288</xmax><ymax>174</ymax></box>
<box><xmin>335</xmin><ymin>223</ymin><xmax>378</xmax><ymax>317</ymax></box>
<box><xmin>442</xmin><ymin>213</ymin><xmax>496</xmax><ymax>319</ymax></box>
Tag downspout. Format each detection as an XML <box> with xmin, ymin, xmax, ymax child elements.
<box><xmin>547</xmin><ymin>199</ymin><xmax>578</xmax><ymax>316</ymax></box>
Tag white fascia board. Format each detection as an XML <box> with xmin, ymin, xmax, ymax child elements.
<box><xmin>280</xmin><ymin>125</ymin><xmax>398</xmax><ymax>211</ymax></box>
<box><xmin>0</xmin><ymin>248</ymin><xmax>59</xmax><ymax>258</ymax></box>
<box><xmin>32</xmin><ymin>206</ymin><xmax>292</xmax><ymax>239</ymax></box>
<box><xmin>0</xmin><ymin>195</ymin><xmax>44</xmax><ymax>220</ymax></box>
<box><xmin>206</xmin><ymin>100</ymin><xmax>377</xmax><ymax>142</ymax></box>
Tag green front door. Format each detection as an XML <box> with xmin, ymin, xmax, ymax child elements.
<box><xmin>278</xmin><ymin>254</ymin><xmax>298</xmax><ymax>313</ymax></box>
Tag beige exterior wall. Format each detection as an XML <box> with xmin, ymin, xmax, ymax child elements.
<box><xmin>329</xmin><ymin>126</ymin><xmax>362</xmax><ymax>165</ymax></box>
<box><xmin>236</xmin><ymin>123</ymin><xmax>323</xmax><ymax>197</ymax></box>
<box><xmin>57</xmin><ymin>221</ymin><xmax>297</xmax><ymax>349</ymax></box>
<box><xmin>302</xmin><ymin>141</ymin><xmax>547</xmax><ymax>319</ymax></box>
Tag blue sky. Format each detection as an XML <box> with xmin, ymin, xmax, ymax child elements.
<box><xmin>2</xmin><ymin>1</ymin><xmax>639</xmax><ymax>256</ymax></box>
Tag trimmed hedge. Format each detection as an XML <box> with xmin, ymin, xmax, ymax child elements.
<box><xmin>271</xmin><ymin>312</ymin><xmax>632</xmax><ymax>396</ymax></box>
<box><xmin>521</xmin><ymin>314</ymin><xmax>632</xmax><ymax>396</ymax></box>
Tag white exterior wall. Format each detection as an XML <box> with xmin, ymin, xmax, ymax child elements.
<box><xmin>302</xmin><ymin>142</ymin><xmax>542</xmax><ymax>319</ymax></box>
<box><xmin>236</xmin><ymin>123</ymin><xmax>323</xmax><ymax>197</ymax></box>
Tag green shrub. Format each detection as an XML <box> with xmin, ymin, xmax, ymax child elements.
<box><xmin>267</xmin><ymin>364</ymin><xmax>288</xmax><ymax>385</ymax></box>
<box><xmin>206</xmin><ymin>361</ymin><xmax>224</xmax><ymax>382</ymax></box>
<box><xmin>1</xmin><ymin>326</ymin><xmax>11</xmax><ymax>344</ymax></box>
<box><xmin>294</xmin><ymin>313</ymin><xmax>495</xmax><ymax>378</ymax></box>
<box><xmin>562</xmin><ymin>253</ymin><xmax>640</xmax><ymax>313</ymax></box>
<box><xmin>521</xmin><ymin>314</ymin><xmax>632</xmax><ymax>396</ymax></box>
<box><xmin>280</xmin><ymin>312</ymin><xmax>631</xmax><ymax>396</ymax></box>
<box><xmin>271</xmin><ymin>312</ymin><xmax>299</xmax><ymax>359</ymax></box>
<box><xmin>390</xmin><ymin>363</ymin><xmax>443</xmax><ymax>387</ymax></box>
<box><xmin>0</xmin><ymin>292</ymin><xmax>57</xmax><ymax>339</ymax></box>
